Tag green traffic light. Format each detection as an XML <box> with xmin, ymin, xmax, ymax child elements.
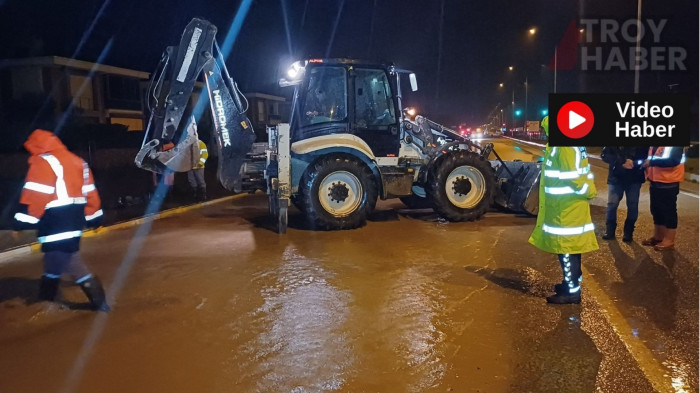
<box><xmin>515</xmin><ymin>110</ymin><xmax>522</xmax><ymax>116</ymax></box>
<box><xmin>541</xmin><ymin>109</ymin><xmax>548</xmax><ymax>116</ymax></box>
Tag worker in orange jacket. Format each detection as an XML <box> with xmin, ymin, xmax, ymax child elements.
<box><xmin>13</xmin><ymin>129</ymin><xmax>110</xmax><ymax>311</ymax></box>
<box><xmin>642</xmin><ymin>146</ymin><xmax>685</xmax><ymax>251</ymax></box>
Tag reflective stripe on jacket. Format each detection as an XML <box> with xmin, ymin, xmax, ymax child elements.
<box><xmin>646</xmin><ymin>146</ymin><xmax>685</xmax><ymax>183</ymax></box>
<box><xmin>13</xmin><ymin>130</ymin><xmax>102</xmax><ymax>252</ymax></box>
<box><xmin>193</xmin><ymin>140</ymin><xmax>208</xmax><ymax>169</ymax></box>
<box><xmin>529</xmin><ymin>146</ymin><xmax>599</xmax><ymax>254</ymax></box>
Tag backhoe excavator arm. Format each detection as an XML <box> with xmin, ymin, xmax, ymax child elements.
<box><xmin>136</xmin><ymin>18</ymin><xmax>255</xmax><ymax>192</ymax></box>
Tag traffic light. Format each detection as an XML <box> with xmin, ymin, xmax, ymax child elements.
<box><xmin>515</xmin><ymin>109</ymin><xmax>522</xmax><ymax>116</ymax></box>
<box><xmin>541</xmin><ymin>109</ymin><xmax>548</xmax><ymax>116</ymax></box>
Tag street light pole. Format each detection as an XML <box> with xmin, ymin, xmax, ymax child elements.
<box><xmin>511</xmin><ymin>89</ymin><xmax>515</xmax><ymax>132</ymax></box>
<box><xmin>525</xmin><ymin>76</ymin><xmax>528</xmax><ymax>121</ymax></box>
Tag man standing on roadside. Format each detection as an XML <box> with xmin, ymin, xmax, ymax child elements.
<box><xmin>529</xmin><ymin>116</ymin><xmax>599</xmax><ymax>304</ymax></box>
<box><xmin>600</xmin><ymin>146</ymin><xmax>648</xmax><ymax>242</ymax></box>
<box><xmin>13</xmin><ymin>128</ymin><xmax>110</xmax><ymax>311</ymax></box>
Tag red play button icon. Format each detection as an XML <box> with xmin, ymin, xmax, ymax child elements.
<box><xmin>556</xmin><ymin>101</ymin><xmax>594</xmax><ymax>139</ymax></box>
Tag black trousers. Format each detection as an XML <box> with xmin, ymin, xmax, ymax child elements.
<box><xmin>43</xmin><ymin>251</ymin><xmax>91</xmax><ymax>283</ymax></box>
<box><xmin>557</xmin><ymin>254</ymin><xmax>582</xmax><ymax>293</ymax></box>
<box><xmin>650</xmin><ymin>183</ymin><xmax>679</xmax><ymax>229</ymax></box>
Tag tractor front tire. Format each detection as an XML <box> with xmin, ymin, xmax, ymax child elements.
<box><xmin>428</xmin><ymin>151</ymin><xmax>495</xmax><ymax>221</ymax></box>
<box><xmin>299</xmin><ymin>155</ymin><xmax>377</xmax><ymax>230</ymax></box>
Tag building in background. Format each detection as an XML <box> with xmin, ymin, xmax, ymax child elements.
<box><xmin>0</xmin><ymin>56</ymin><xmax>291</xmax><ymax>146</ymax></box>
<box><xmin>0</xmin><ymin>56</ymin><xmax>149</xmax><ymax>131</ymax></box>
<box><xmin>244</xmin><ymin>92</ymin><xmax>291</xmax><ymax>141</ymax></box>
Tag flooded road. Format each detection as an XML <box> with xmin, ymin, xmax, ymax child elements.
<box><xmin>0</xmin><ymin>138</ymin><xmax>696</xmax><ymax>392</ymax></box>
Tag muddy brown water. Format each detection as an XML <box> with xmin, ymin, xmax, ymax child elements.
<box><xmin>0</xmin><ymin>138</ymin><xmax>695</xmax><ymax>393</ymax></box>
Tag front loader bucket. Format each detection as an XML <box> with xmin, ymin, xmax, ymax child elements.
<box><xmin>491</xmin><ymin>160</ymin><xmax>541</xmax><ymax>215</ymax></box>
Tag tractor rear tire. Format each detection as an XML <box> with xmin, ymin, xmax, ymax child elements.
<box><xmin>299</xmin><ymin>155</ymin><xmax>377</xmax><ymax>230</ymax></box>
<box><xmin>428</xmin><ymin>151</ymin><xmax>495</xmax><ymax>221</ymax></box>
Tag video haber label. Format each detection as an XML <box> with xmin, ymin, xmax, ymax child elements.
<box><xmin>615</xmin><ymin>101</ymin><xmax>675</xmax><ymax>138</ymax></box>
<box><xmin>548</xmin><ymin>94</ymin><xmax>690</xmax><ymax>147</ymax></box>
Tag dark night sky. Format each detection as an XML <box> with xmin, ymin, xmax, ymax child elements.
<box><xmin>1</xmin><ymin>0</ymin><xmax>697</xmax><ymax>128</ymax></box>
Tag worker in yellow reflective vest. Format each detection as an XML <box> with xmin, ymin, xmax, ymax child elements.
<box><xmin>188</xmin><ymin>139</ymin><xmax>209</xmax><ymax>201</ymax></box>
<box><xmin>529</xmin><ymin>116</ymin><xmax>599</xmax><ymax>304</ymax></box>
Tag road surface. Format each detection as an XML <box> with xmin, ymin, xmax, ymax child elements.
<box><xmin>0</xmin><ymin>138</ymin><xmax>697</xmax><ymax>393</ymax></box>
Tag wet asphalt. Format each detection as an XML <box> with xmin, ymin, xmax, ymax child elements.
<box><xmin>0</xmin><ymin>138</ymin><xmax>697</xmax><ymax>393</ymax></box>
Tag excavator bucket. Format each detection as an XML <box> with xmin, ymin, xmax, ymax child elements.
<box><xmin>135</xmin><ymin>118</ymin><xmax>200</xmax><ymax>173</ymax></box>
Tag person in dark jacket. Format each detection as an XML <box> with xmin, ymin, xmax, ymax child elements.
<box><xmin>13</xmin><ymin>129</ymin><xmax>110</xmax><ymax>311</ymax></box>
<box><xmin>600</xmin><ymin>146</ymin><xmax>649</xmax><ymax>242</ymax></box>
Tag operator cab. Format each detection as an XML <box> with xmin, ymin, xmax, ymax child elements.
<box><xmin>280</xmin><ymin>58</ymin><xmax>416</xmax><ymax>157</ymax></box>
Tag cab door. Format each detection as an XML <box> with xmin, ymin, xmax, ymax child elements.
<box><xmin>352</xmin><ymin>68</ymin><xmax>400</xmax><ymax>157</ymax></box>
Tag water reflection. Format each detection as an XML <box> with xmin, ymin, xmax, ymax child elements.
<box><xmin>382</xmin><ymin>267</ymin><xmax>446</xmax><ymax>392</ymax></box>
<box><xmin>664</xmin><ymin>360</ymin><xmax>691</xmax><ymax>393</ymax></box>
<box><xmin>244</xmin><ymin>245</ymin><xmax>352</xmax><ymax>392</ymax></box>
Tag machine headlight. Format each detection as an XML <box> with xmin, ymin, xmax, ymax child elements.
<box><xmin>280</xmin><ymin>61</ymin><xmax>307</xmax><ymax>87</ymax></box>
<box><xmin>286</xmin><ymin>61</ymin><xmax>304</xmax><ymax>80</ymax></box>
<box><xmin>404</xmin><ymin>107</ymin><xmax>417</xmax><ymax>118</ymax></box>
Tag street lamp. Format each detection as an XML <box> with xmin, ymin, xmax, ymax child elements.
<box><xmin>499</xmin><ymin>82</ymin><xmax>504</xmax><ymax>88</ymax></box>
<box><xmin>529</xmin><ymin>27</ymin><xmax>537</xmax><ymax>35</ymax></box>
<box><xmin>508</xmin><ymin>66</ymin><xmax>514</xmax><ymax>71</ymax></box>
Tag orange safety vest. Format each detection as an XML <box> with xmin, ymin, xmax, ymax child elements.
<box><xmin>14</xmin><ymin>130</ymin><xmax>102</xmax><ymax>252</ymax></box>
<box><xmin>646</xmin><ymin>146</ymin><xmax>685</xmax><ymax>183</ymax></box>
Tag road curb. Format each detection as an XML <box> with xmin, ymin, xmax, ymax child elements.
<box><xmin>0</xmin><ymin>194</ymin><xmax>248</xmax><ymax>264</ymax></box>
<box><xmin>582</xmin><ymin>266</ymin><xmax>679</xmax><ymax>393</ymax></box>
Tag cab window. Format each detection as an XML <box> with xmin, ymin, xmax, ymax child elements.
<box><xmin>354</xmin><ymin>69</ymin><xmax>397</xmax><ymax>129</ymax></box>
<box><xmin>300</xmin><ymin>66</ymin><xmax>347</xmax><ymax>127</ymax></box>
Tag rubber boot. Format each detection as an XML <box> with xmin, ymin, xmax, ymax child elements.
<box><xmin>622</xmin><ymin>220</ymin><xmax>635</xmax><ymax>243</ymax></box>
<box><xmin>547</xmin><ymin>289</ymin><xmax>581</xmax><ymax>304</ymax></box>
<box><xmin>554</xmin><ymin>276</ymin><xmax>582</xmax><ymax>294</ymax></box>
<box><xmin>38</xmin><ymin>276</ymin><xmax>60</xmax><ymax>302</ymax></box>
<box><xmin>79</xmin><ymin>276</ymin><xmax>110</xmax><ymax>312</ymax></box>
<box><xmin>548</xmin><ymin>254</ymin><xmax>582</xmax><ymax>304</ymax></box>
<box><xmin>602</xmin><ymin>223</ymin><xmax>616</xmax><ymax>240</ymax></box>
<box><xmin>654</xmin><ymin>228</ymin><xmax>676</xmax><ymax>251</ymax></box>
<box><xmin>642</xmin><ymin>225</ymin><xmax>665</xmax><ymax>246</ymax></box>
